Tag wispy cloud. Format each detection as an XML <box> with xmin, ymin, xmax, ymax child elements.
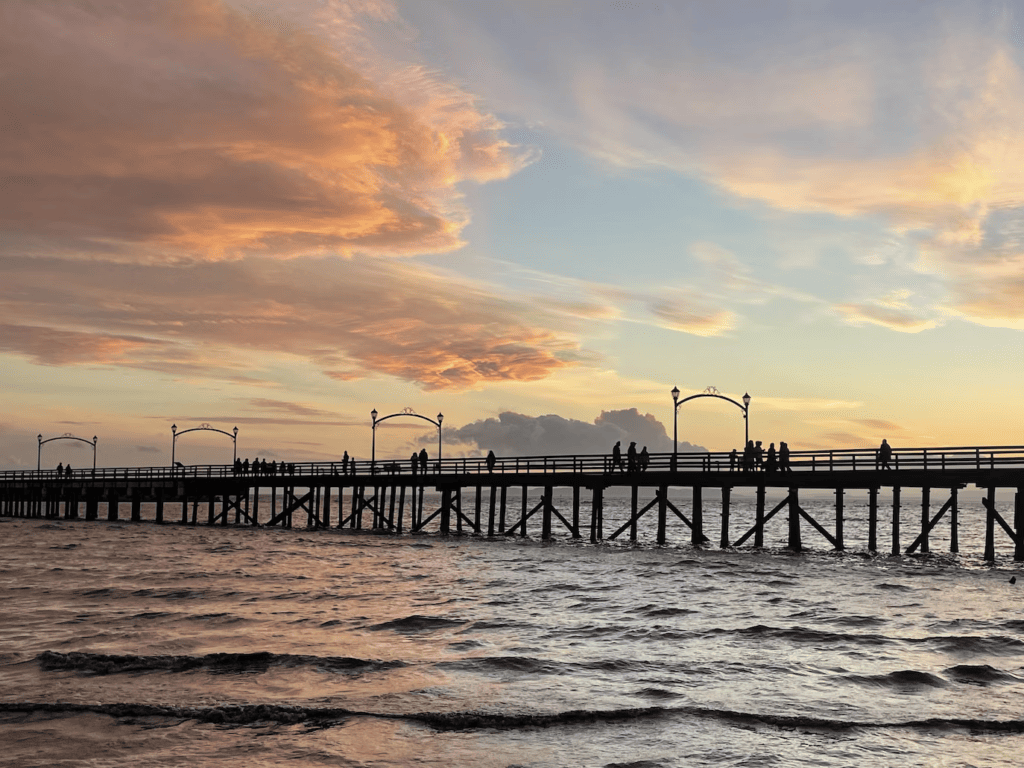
<box><xmin>0</xmin><ymin>255</ymin><xmax>582</xmax><ymax>389</ymax></box>
<box><xmin>0</xmin><ymin>0</ymin><xmax>528</xmax><ymax>262</ymax></box>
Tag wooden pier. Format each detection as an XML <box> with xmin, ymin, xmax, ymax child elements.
<box><xmin>3</xmin><ymin>445</ymin><xmax>1024</xmax><ymax>561</ymax></box>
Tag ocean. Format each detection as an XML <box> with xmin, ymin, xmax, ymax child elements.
<box><xmin>3</xmin><ymin>488</ymin><xmax>1024</xmax><ymax>767</ymax></box>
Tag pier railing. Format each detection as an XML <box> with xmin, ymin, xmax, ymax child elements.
<box><xmin>4</xmin><ymin>445</ymin><xmax>1024</xmax><ymax>482</ymax></box>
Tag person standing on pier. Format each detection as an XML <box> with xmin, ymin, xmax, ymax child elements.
<box><xmin>627</xmin><ymin>442</ymin><xmax>638</xmax><ymax>473</ymax></box>
<box><xmin>56</xmin><ymin>462</ymin><xmax>63</xmax><ymax>478</ymax></box>
<box><xmin>877</xmin><ymin>439</ymin><xmax>892</xmax><ymax>470</ymax></box>
<box><xmin>754</xmin><ymin>441</ymin><xmax>764</xmax><ymax>470</ymax></box>
<box><xmin>730</xmin><ymin>449</ymin><xmax>738</xmax><ymax>471</ymax></box>
<box><xmin>766</xmin><ymin>443</ymin><xmax>777</xmax><ymax>473</ymax></box>
<box><xmin>612</xmin><ymin>441</ymin><xmax>623</xmax><ymax>473</ymax></box>
<box><xmin>486</xmin><ymin>450</ymin><xmax>496</xmax><ymax>472</ymax></box>
<box><xmin>639</xmin><ymin>446</ymin><xmax>650</xmax><ymax>472</ymax></box>
<box><xmin>419</xmin><ymin>448</ymin><xmax>428</xmax><ymax>473</ymax></box>
<box><xmin>743</xmin><ymin>441</ymin><xmax>754</xmax><ymax>471</ymax></box>
<box><xmin>342</xmin><ymin>451</ymin><xmax>349</xmax><ymax>474</ymax></box>
<box><xmin>779</xmin><ymin>442</ymin><xmax>792</xmax><ymax>473</ymax></box>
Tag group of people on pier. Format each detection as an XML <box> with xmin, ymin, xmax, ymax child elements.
<box><xmin>611</xmin><ymin>441</ymin><xmax>651</xmax><ymax>473</ymax></box>
<box><xmin>233</xmin><ymin>458</ymin><xmax>297</xmax><ymax>476</ymax></box>
<box><xmin>729</xmin><ymin>440</ymin><xmax>793</xmax><ymax>473</ymax></box>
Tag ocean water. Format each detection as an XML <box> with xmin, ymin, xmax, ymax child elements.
<box><xmin>3</xmin><ymin>488</ymin><xmax>1024</xmax><ymax>767</ymax></box>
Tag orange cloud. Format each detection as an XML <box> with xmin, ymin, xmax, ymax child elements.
<box><xmin>0</xmin><ymin>255</ymin><xmax>581</xmax><ymax>390</ymax></box>
<box><xmin>0</xmin><ymin>0</ymin><xmax>527</xmax><ymax>262</ymax></box>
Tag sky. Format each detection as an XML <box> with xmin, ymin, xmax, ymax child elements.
<box><xmin>3</xmin><ymin>0</ymin><xmax>1024</xmax><ymax>470</ymax></box>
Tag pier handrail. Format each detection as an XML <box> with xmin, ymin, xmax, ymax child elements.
<box><xmin>5</xmin><ymin>444</ymin><xmax>1024</xmax><ymax>481</ymax></box>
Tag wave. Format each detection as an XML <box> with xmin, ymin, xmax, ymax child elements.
<box><xmin>368</xmin><ymin>615</ymin><xmax>467</xmax><ymax>632</ymax></box>
<box><xmin>5</xmin><ymin>700</ymin><xmax>1024</xmax><ymax>734</ymax></box>
<box><xmin>36</xmin><ymin>651</ymin><xmax>405</xmax><ymax>676</ymax></box>
<box><xmin>843</xmin><ymin>670</ymin><xmax>948</xmax><ymax>689</ymax></box>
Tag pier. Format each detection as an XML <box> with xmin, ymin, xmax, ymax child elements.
<box><xmin>3</xmin><ymin>445</ymin><xmax>1024</xmax><ymax>561</ymax></box>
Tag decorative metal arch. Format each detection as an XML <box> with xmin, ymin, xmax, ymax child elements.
<box><xmin>37</xmin><ymin>433</ymin><xmax>98</xmax><ymax>472</ymax></box>
<box><xmin>171</xmin><ymin>423</ymin><xmax>238</xmax><ymax>467</ymax></box>
<box><xmin>371</xmin><ymin>407</ymin><xmax>443</xmax><ymax>470</ymax></box>
<box><xmin>671</xmin><ymin>386</ymin><xmax>751</xmax><ymax>468</ymax></box>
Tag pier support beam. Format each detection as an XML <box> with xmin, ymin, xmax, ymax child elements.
<box><xmin>868</xmin><ymin>487</ymin><xmax>878</xmax><ymax>552</ymax></box>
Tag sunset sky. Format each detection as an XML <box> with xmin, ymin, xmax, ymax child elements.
<box><xmin>3</xmin><ymin>0</ymin><xmax>1024</xmax><ymax>469</ymax></box>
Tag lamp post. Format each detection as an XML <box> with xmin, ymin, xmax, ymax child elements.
<box><xmin>233</xmin><ymin>426</ymin><xmax>239</xmax><ymax>464</ymax></box>
<box><xmin>37</xmin><ymin>434</ymin><xmax>42</xmax><ymax>472</ymax></box>
<box><xmin>742</xmin><ymin>392</ymin><xmax>751</xmax><ymax>447</ymax></box>
<box><xmin>92</xmin><ymin>436</ymin><xmax>98</xmax><ymax>472</ymax></box>
<box><xmin>370</xmin><ymin>408</ymin><xmax>378</xmax><ymax>471</ymax></box>
<box><xmin>171</xmin><ymin>424</ymin><xmax>177</xmax><ymax>468</ymax></box>
<box><xmin>671</xmin><ymin>386</ymin><xmax>680</xmax><ymax>471</ymax></box>
<box><xmin>437</xmin><ymin>413</ymin><xmax>444</xmax><ymax>466</ymax></box>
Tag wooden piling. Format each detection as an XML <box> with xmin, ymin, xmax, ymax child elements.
<box><xmin>984</xmin><ymin>487</ymin><xmax>996</xmax><ymax>562</ymax></box>
<box><xmin>131</xmin><ymin>490</ymin><xmax>141</xmax><ymax>522</ymax></box>
<box><xmin>788</xmin><ymin>487</ymin><xmax>802</xmax><ymax>552</ymax></box>
<box><xmin>720</xmin><ymin>487</ymin><xmax>731</xmax><ymax>548</ymax></box>
<box><xmin>692</xmin><ymin>486</ymin><xmax>703</xmax><ymax>546</ymax></box>
<box><xmin>542</xmin><ymin>486</ymin><xmax>553</xmax><ymax>540</ymax></box>
<box><xmin>755</xmin><ymin>486</ymin><xmax>765</xmax><ymax>548</ymax></box>
<box><xmin>573</xmin><ymin>486</ymin><xmax>581</xmax><ymax>538</ymax></box>
<box><xmin>920</xmin><ymin>487</ymin><xmax>930</xmax><ymax>554</ymax></box>
<box><xmin>835</xmin><ymin>488</ymin><xmax>844</xmax><ymax>550</ymax></box>
<box><xmin>397</xmin><ymin>485</ymin><xmax>406</xmax><ymax>534</ymax></box>
<box><xmin>1015</xmin><ymin>490</ymin><xmax>1024</xmax><ymax>562</ymax></box>
<box><xmin>868</xmin><ymin>487</ymin><xmax>878</xmax><ymax>551</ymax></box>
<box><xmin>949</xmin><ymin>487</ymin><xmax>958</xmax><ymax>553</ymax></box>
<box><xmin>107</xmin><ymin>488</ymin><xmax>118</xmax><ymax>521</ymax></box>
<box><xmin>474</xmin><ymin>486</ymin><xmax>482</xmax><ymax>534</ymax></box>
<box><xmin>657</xmin><ymin>485</ymin><xmax>668</xmax><ymax>545</ymax></box>
<box><xmin>499</xmin><ymin>486</ymin><xmax>507</xmax><ymax>533</ymax></box>
<box><xmin>488</xmin><ymin>485</ymin><xmax>497</xmax><ymax>536</ymax></box>
<box><xmin>520</xmin><ymin>485</ymin><xmax>528</xmax><ymax>538</ymax></box>
<box><xmin>891</xmin><ymin>486</ymin><xmax>901</xmax><ymax>556</ymax></box>
<box><xmin>155</xmin><ymin>488</ymin><xmax>164</xmax><ymax>524</ymax></box>
<box><xmin>630</xmin><ymin>485</ymin><xmax>639</xmax><ymax>542</ymax></box>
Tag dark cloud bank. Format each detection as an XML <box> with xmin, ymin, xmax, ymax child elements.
<box><xmin>443</xmin><ymin>409</ymin><xmax>706</xmax><ymax>457</ymax></box>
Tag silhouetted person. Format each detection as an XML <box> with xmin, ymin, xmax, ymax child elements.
<box><xmin>65</xmin><ymin>463</ymin><xmax>72</xmax><ymax>478</ymax></box>
<box><xmin>878</xmin><ymin>439</ymin><xmax>892</xmax><ymax>470</ymax></box>
<box><xmin>419</xmin><ymin>448</ymin><xmax>428</xmax><ymax>473</ymax></box>
<box><xmin>486</xmin><ymin>450</ymin><xmax>496</xmax><ymax>472</ymax></box>
<box><xmin>779</xmin><ymin>442</ymin><xmax>792</xmax><ymax>473</ymax></box>
<box><xmin>261</xmin><ymin>459</ymin><xmax>268</xmax><ymax>474</ymax></box>
<box><xmin>766</xmin><ymin>443</ymin><xmax>777</xmax><ymax>473</ymax></box>
<box><xmin>627</xmin><ymin>441</ymin><xmax>638</xmax><ymax>473</ymax></box>
<box><xmin>743</xmin><ymin>441</ymin><xmax>754</xmax><ymax>471</ymax></box>
<box><xmin>754</xmin><ymin>441</ymin><xmax>764</xmax><ymax>470</ymax></box>
<box><xmin>612</xmin><ymin>441</ymin><xmax>624</xmax><ymax>473</ymax></box>
<box><xmin>729</xmin><ymin>449</ymin><xmax>738</xmax><ymax>471</ymax></box>
<box><xmin>342</xmin><ymin>451</ymin><xmax>349</xmax><ymax>474</ymax></box>
<box><xmin>243</xmin><ymin>458</ymin><xmax>250</xmax><ymax>474</ymax></box>
<box><xmin>640</xmin><ymin>446</ymin><xmax>650</xmax><ymax>472</ymax></box>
